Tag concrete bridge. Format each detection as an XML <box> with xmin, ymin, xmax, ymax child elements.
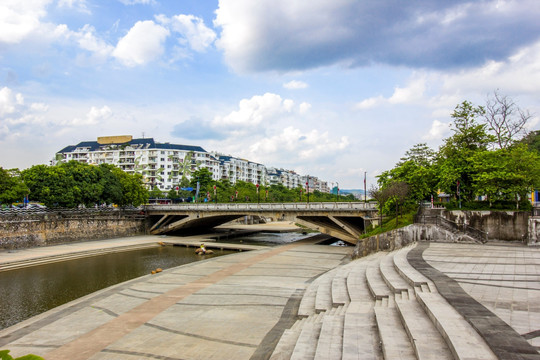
<box><xmin>144</xmin><ymin>202</ymin><xmax>378</xmax><ymax>244</ymax></box>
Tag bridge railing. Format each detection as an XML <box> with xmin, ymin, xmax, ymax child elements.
<box><xmin>144</xmin><ymin>202</ymin><xmax>376</xmax><ymax>212</ymax></box>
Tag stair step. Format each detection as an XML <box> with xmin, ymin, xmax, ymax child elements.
<box><xmin>395</xmin><ymin>297</ymin><xmax>453</xmax><ymax>360</ymax></box>
<box><xmin>314</xmin><ymin>306</ymin><xmax>346</xmax><ymax>360</ymax></box>
<box><xmin>380</xmin><ymin>251</ymin><xmax>412</xmax><ymax>293</ymax></box>
<box><xmin>315</xmin><ymin>269</ymin><xmax>337</xmax><ymax>313</ymax></box>
<box><xmin>393</xmin><ymin>245</ymin><xmax>432</xmax><ymax>289</ymax></box>
<box><xmin>298</xmin><ymin>277</ymin><xmax>320</xmax><ymax>317</ymax></box>
<box><xmin>374</xmin><ymin>306</ymin><xmax>416</xmax><ymax>360</ymax></box>
<box><xmin>270</xmin><ymin>328</ymin><xmax>303</xmax><ymax>360</ymax></box>
<box><xmin>331</xmin><ymin>265</ymin><xmax>351</xmax><ymax>306</ymax></box>
<box><xmin>342</xmin><ymin>302</ymin><xmax>383</xmax><ymax>360</ymax></box>
<box><xmin>290</xmin><ymin>319</ymin><xmax>323</xmax><ymax>360</ymax></box>
<box><xmin>347</xmin><ymin>254</ymin><xmax>384</xmax><ymax>302</ymax></box>
<box><xmin>416</xmin><ymin>292</ymin><xmax>497</xmax><ymax>360</ymax></box>
<box><xmin>366</xmin><ymin>257</ymin><xmax>393</xmax><ymax>300</ymax></box>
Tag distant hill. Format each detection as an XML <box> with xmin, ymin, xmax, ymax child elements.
<box><xmin>331</xmin><ymin>188</ymin><xmax>366</xmax><ymax>199</ymax></box>
<box><xmin>341</xmin><ymin>189</ymin><xmax>366</xmax><ymax>196</ymax></box>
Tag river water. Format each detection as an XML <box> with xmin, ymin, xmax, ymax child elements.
<box><xmin>0</xmin><ymin>232</ymin><xmax>313</xmax><ymax>331</ymax></box>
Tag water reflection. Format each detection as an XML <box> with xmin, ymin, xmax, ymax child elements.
<box><xmin>0</xmin><ymin>246</ymin><xmax>232</xmax><ymax>330</ymax></box>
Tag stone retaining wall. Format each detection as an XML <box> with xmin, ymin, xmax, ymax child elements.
<box><xmin>352</xmin><ymin>224</ymin><xmax>478</xmax><ymax>259</ymax></box>
<box><xmin>0</xmin><ymin>213</ymin><xmax>147</xmax><ymax>250</ymax></box>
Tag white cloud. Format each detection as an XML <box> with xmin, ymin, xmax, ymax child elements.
<box><xmin>299</xmin><ymin>102</ymin><xmax>311</xmax><ymax>114</ymax></box>
<box><xmin>283</xmin><ymin>80</ymin><xmax>308</xmax><ymax>90</ymax></box>
<box><xmin>0</xmin><ymin>87</ymin><xmax>48</xmax><ymax>140</ymax></box>
<box><xmin>423</xmin><ymin>120</ymin><xmax>450</xmax><ymax>141</ymax></box>
<box><xmin>118</xmin><ymin>0</ymin><xmax>154</xmax><ymax>5</ymax></box>
<box><xmin>68</xmin><ymin>106</ymin><xmax>112</xmax><ymax>126</ymax></box>
<box><xmin>213</xmin><ymin>93</ymin><xmax>294</xmax><ymax>128</ymax></box>
<box><xmin>0</xmin><ymin>87</ymin><xmax>25</xmax><ymax>117</ymax></box>
<box><xmin>113</xmin><ymin>20</ymin><xmax>170</xmax><ymax>66</ymax></box>
<box><xmin>165</xmin><ymin>14</ymin><xmax>216</xmax><ymax>52</ymax></box>
<box><xmin>71</xmin><ymin>25</ymin><xmax>115</xmax><ymax>60</ymax></box>
<box><xmin>0</xmin><ymin>0</ymin><xmax>51</xmax><ymax>44</ymax></box>
<box><xmin>249</xmin><ymin>126</ymin><xmax>349</xmax><ymax>162</ymax></box>
<box><xmin>57</xmin><ymin>0</ymin><xmax>90</xmax><ymax>14</ymax></box>
<box><xmin>388</xmin><ymin>77</ymin><xmax>426</xmax><ymax>104</ymax></box>
<box><xmin>356</xmin><ymin>96</ymin><xmax>384</xmax><ymax>110</ymax></box>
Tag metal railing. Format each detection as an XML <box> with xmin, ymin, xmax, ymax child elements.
<box><xmin>0</xmin><ymin>206</ymin><xmax>143</xmax><ymax>217</ymax></box>
<box><xmin>414</xmin><ymin>213</ymin><xmax>488</xmax><ymax>243</ymax></box>
<box><xmin>144</xmin><ymin>201</ymin><xmax>376</xmax><ymax>212</ymax></box>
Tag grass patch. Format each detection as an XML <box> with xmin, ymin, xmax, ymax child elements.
<box><xmin>360</xmin><ymin>211</ymin><xmax>414</xmax><ymax>240</ymax></box>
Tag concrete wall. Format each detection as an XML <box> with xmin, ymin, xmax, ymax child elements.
<box><xmin>528</xmin><ymin>217</ymin><xmax>540</xmax><ymax>246</ymax></box>
<box><xmin>352</xmin><ymin>224</ymin><xmax>478</xmax><ymax>259</ymax></box>
<box><xmin>0</xmin><ymin>212</ymin><xmax>147</xmax><ymax>250</ymax></box>
<box><xmin>444</xmin><ymin>210</ymin><xmax>529</xmax><ymax>241</ymax></box>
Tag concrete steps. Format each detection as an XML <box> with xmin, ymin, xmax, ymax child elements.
<box><xmin>270</xmin><ymin>243</ymin><xmax>497</xmax><ymax>360</ymax></box>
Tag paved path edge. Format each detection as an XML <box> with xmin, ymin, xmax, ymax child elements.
<box><xmin>408</xmin><ymin>242</ymin><xmax>540</xmax><ymax>360</ymax></box>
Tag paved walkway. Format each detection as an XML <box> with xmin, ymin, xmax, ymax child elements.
<box><xmin>417</xmin><ymin>242</ymin><xmax>540</xmax><ymax>356</ymax></box>
<box><xmin>0</xmin><ymin>236</ymin><xmax>350</xmax><ymax>359</ymax></box>
<box><xmin>1</xmin><ymin>237</ymin><xmax>539</xmax><ymax>359</ymax></box>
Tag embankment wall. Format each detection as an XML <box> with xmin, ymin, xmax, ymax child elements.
<box><xmin>0</xmin><ymin>212</ymin><xmax>146</xmax><ymax>250</ymax></box>
<box><xmin>352</xmin><ymin>224</ymin><xmax>471</xmax><ymax>259</ymax></box>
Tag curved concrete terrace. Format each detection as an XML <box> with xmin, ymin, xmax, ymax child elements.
<box><xmin>0</xmin><ymin>235</ymin><xmax>539</xmax><ymax>360</ymax></box>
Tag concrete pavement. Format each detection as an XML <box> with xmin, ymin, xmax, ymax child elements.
<box><xmin>1</xmin><ymin>233</ymin><xmax>539</xmax><ymax>359</ymax></box>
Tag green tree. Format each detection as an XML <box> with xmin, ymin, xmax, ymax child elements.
<box><xmin>436</xmin><ymin>101</ymin><xmax>494</xmax><ymax>202</ymax></box>
<box><xmin>22</xmin><ymin>165</ymin><xmax>78</xmax><ymax>207</ymax></box>
<box><xmin>98</xmin><ymin>164</ymin><xmax>123</xmax><ymax>205</ymax></box>
<box><xmin>472</xmin><ymin>143</ymin><xmax>540</xmax><ymax>208</ymax></box>
<box><xmin>377</xmin><ymin>143</ymin><xmax>437</xmax><ymax>204</ymax></box>
<box><xmin>111</xmin><ymin>167</ymin><xmax>149</xmax><ymax>206</ymax></box>
<box><xmin>0</xmin><ymin>168</ymin><xmax>29</xmax><ymax>206</ymax></box>
<box><xmin>59</xmin><ymin>161</ymin><xmax>103</xmax><ymax>206</ymax></box>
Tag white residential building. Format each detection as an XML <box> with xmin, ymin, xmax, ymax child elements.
<box><xmin>52</xmin><ymin>135</ymin><xmax>330</xmax><ymax>193</ymax></box>
<box><xmin>52</xmin><ymin>135</ymin><xmax>218</xmax><ymax>191</ymax></box>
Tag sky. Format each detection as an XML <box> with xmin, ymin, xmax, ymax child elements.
<box><xmin>1</xmin><ymin>0</ymin><xmax>540</xmax><ymax>189</ymax></box>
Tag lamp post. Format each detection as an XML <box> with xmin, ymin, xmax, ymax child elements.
<box><xmin>364</xmin><ymin>171</ymin><xmax>367</xmax><ymax>204</ymax></box>
<box><xmin>306</xmin><ymin>176</ymin><xmax>310</xmax><ymax>204</ymax></box>
<box><xmin>256</xmin><ymin>183</ymin><xmax>260</xmax><ymax>204</ymax></box>
<box><xmin>336</xmin><ymin>182</ymin><xmax>339</xmax><ymax>202</ymax></box>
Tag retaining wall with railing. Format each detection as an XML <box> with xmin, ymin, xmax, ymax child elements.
<box><xmin>0</xmin><ymin>208</ymin><xmax>147</xmax><ymax>250</ymax></box>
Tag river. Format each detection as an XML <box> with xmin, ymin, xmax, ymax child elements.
<box><xmin>0</xmin><ymin>232</ymin><xmax>314</xmax><ymax>331</ymax></box>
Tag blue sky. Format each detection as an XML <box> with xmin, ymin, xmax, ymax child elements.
<box><xmin>1</xmin><ymin>0</ymin><xmax>540</xmax><ymax>188</ymax></box>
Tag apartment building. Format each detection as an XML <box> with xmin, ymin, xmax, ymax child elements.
<box><xmin>52</xmin><ymin>135</ymin><xmax>218</xmax><ymax>191</ymax></box>
<box><xmin>213</xmin><ymin>154</ymin><xmax>267</xmax><ymax>185</ymax></box>
<box><xmin>52</xmin><ymin>135</ymin><xmax>330</xmax><ymax>193</ymax></box>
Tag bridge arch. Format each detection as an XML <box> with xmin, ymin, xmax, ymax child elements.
<box><xmin>145</xmin><ymin>202</ymin><xmax>378</xmax><ymax>245</ymax></box>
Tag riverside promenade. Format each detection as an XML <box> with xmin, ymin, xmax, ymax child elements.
<box><xmin>0</xmin><ymin>232</ymin><xmax>539</xmax><ymax>359</ymax></box>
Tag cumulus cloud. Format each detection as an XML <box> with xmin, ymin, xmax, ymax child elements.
<box><xmin>158</xmin><ymin>14</ymin><xmax>216</xmax><ymax>52</ymax></box>
<box><xmin>249</xmin><ymin>126</ymin><xmax>349</xmax><ymax>162</ymax></box>
<box><xmin>0</xmin><ymin>0</ymin><xmax>50</xmax><ymax>44</ymax></box>
<box><xmin>68</xmin><ymin>106</ymin><xmax>112</xmax><ymax>126</ymax></box>
<box><xmin>214</xmin><ymin>0</ymin><xmax>540</xmax><ymax>73</ymax></box>
<box><xmin>213</xmin><ymin>93</ymin><xmax>294</xmax><ymax>128</ymax></box>
<box><xmin>283</xmin><ymin>80</ymin><xmax>308</xmax><ymax>90</ymax></box>
<box><xmin>0</xmin><ymin>87</ymin><xmax>48</xmax><ymax>140</ymax></box>
<box><xmin>423</xmin><ymin>120</ymin><xmax>450</xmax><ymax>141</ymax></box>
<box><xmin>71</xmin><ymin>25</ymin><xmax>115</xmax><ymax>60</ymax></box>
<box><xmin>113</xmin><ymin>20</ymin><xmax>170</xmax><ymax>66</ymax></box>
<box><xmin>57</xmin><ymin>0</ymin><xmax>90</xmax><ymax>13</ymax></box>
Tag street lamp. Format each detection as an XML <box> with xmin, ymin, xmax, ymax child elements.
<box><xmin>306</xmin><ymin>176</ymin><xmax>310</xmax><ymax>204</ymax></box>
<box><xmin>336</xmin><ymin>182</ymin><xmax>339</xmax><ymax>202</ymax></box>
<box><xmin>256</xmin><ymin>183</ymin><xmax>260</xmax><ymax>204</ymax></box>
